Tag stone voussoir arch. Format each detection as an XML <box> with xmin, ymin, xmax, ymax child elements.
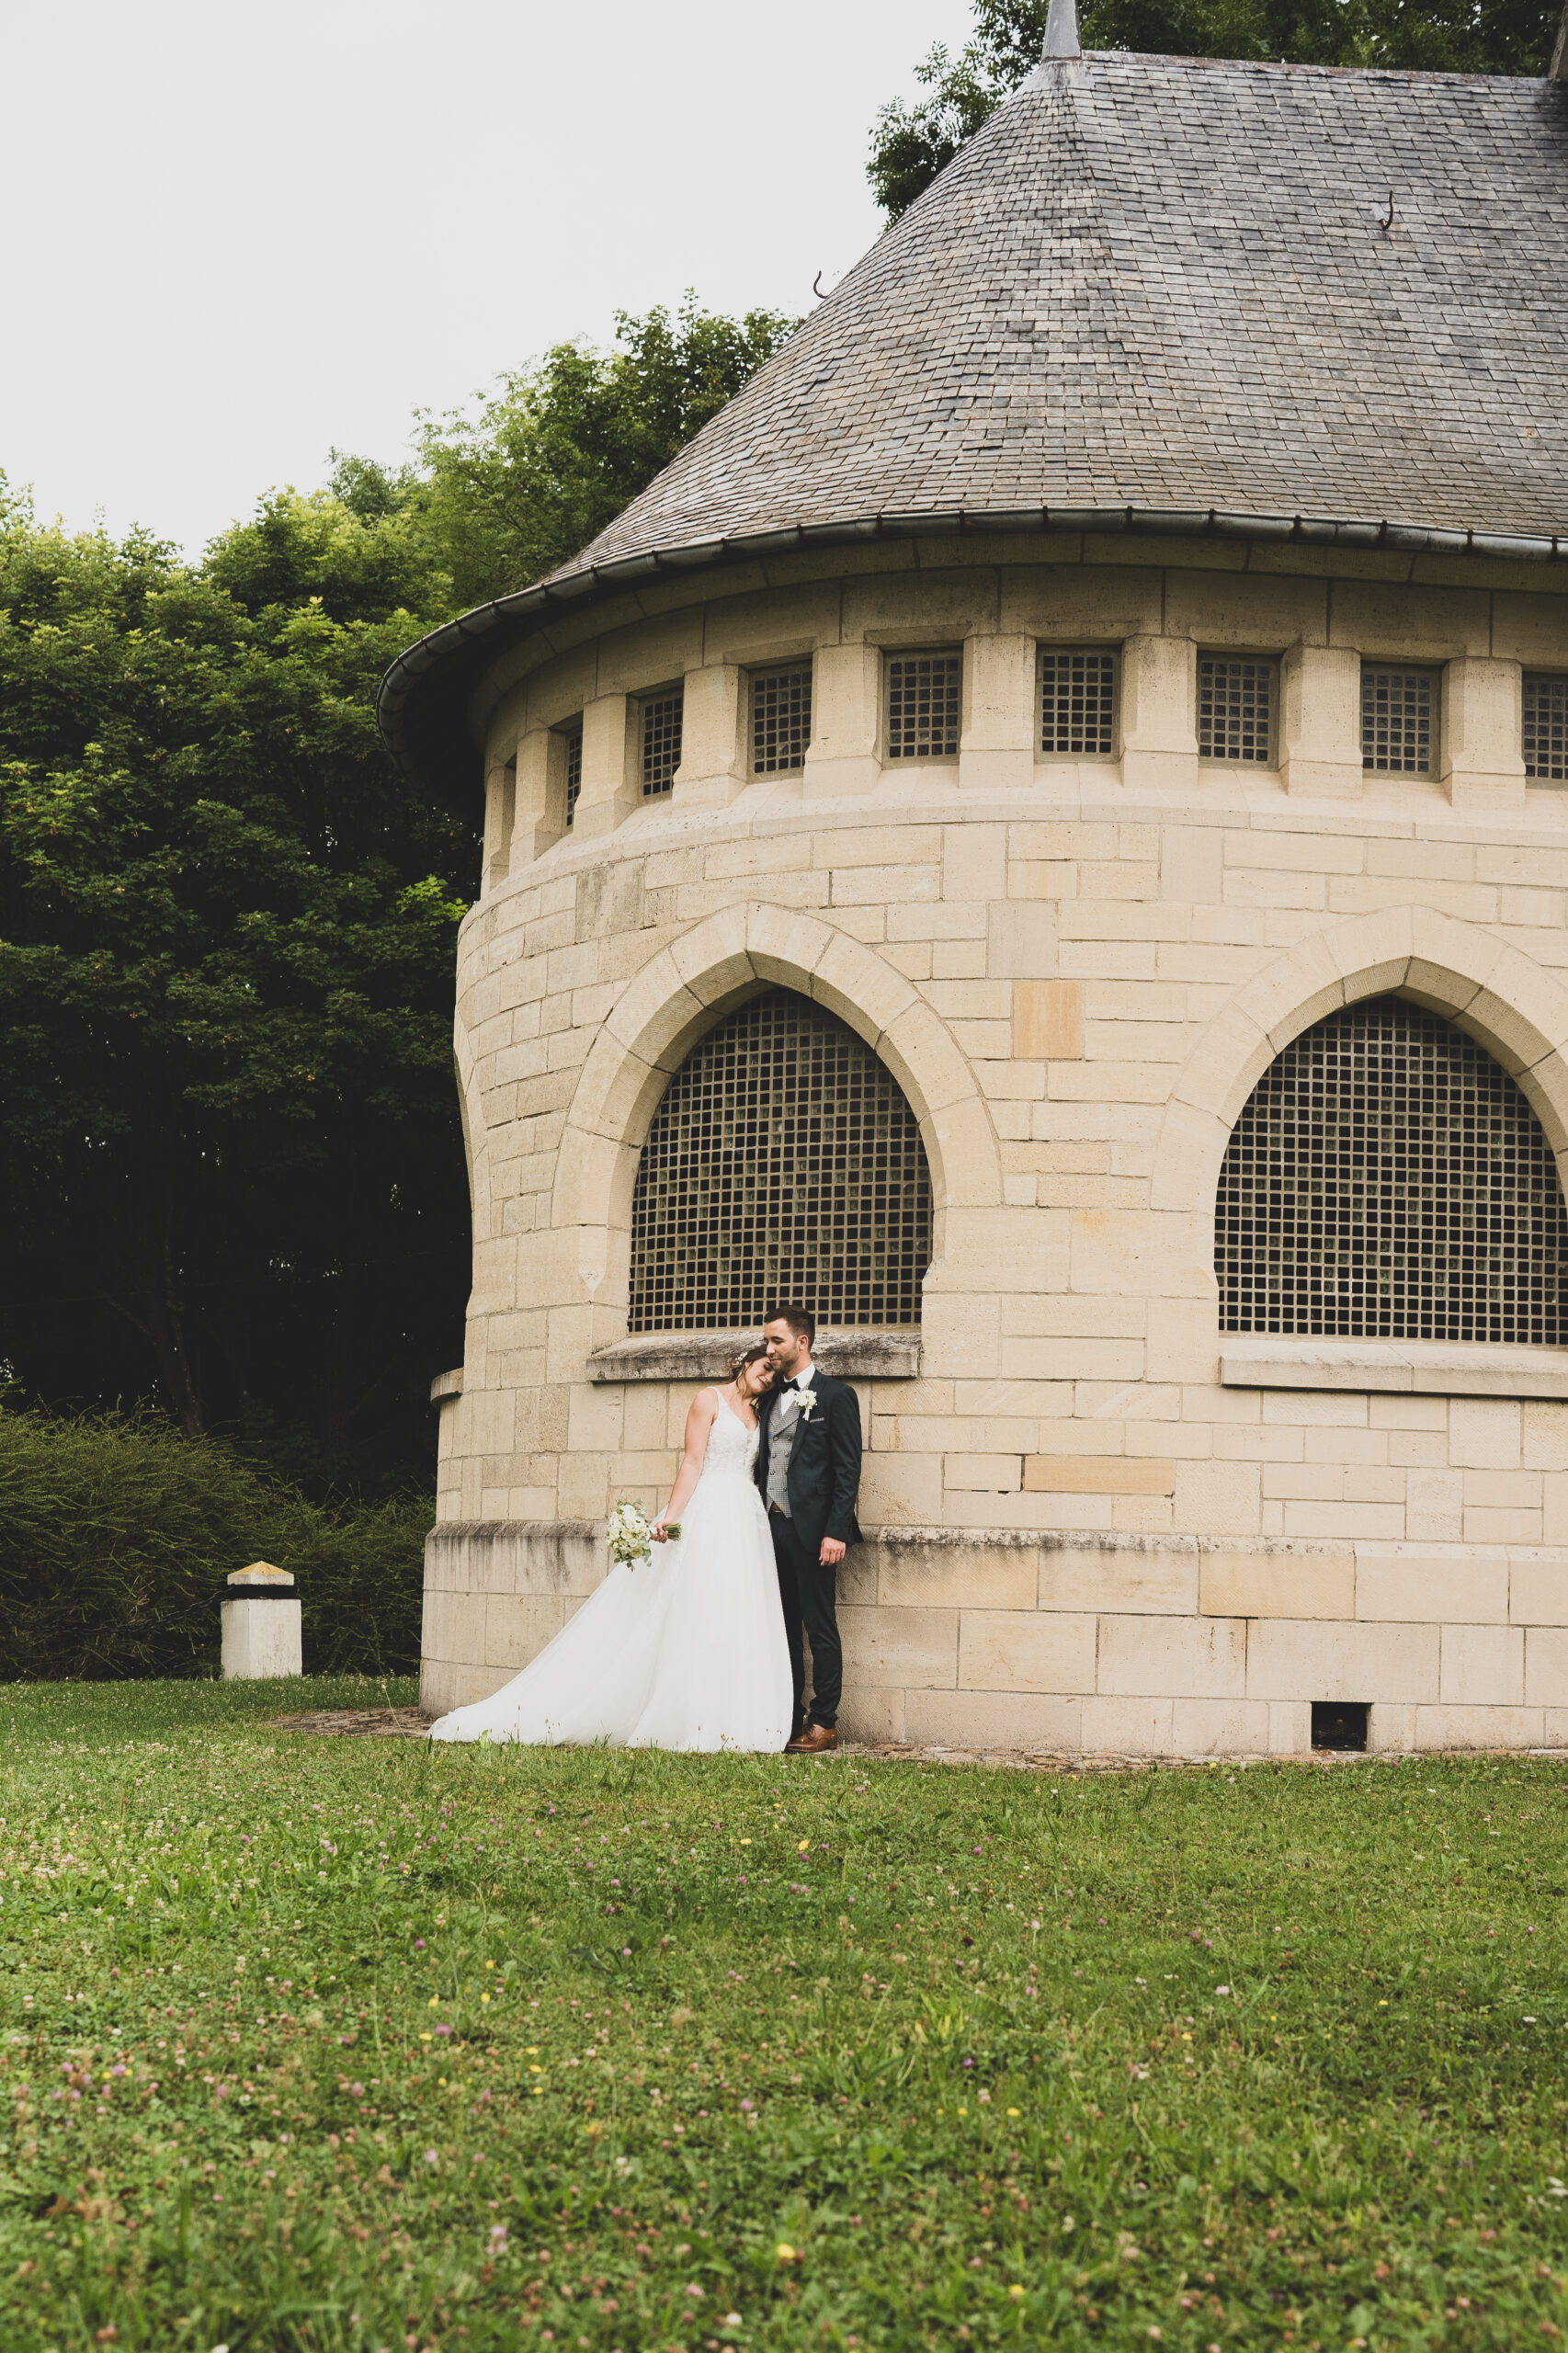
<box><xmin>1152</xmin><ymin>904</ymin><xmax>1568</xmax><ymax>1218</ymax></box>
<box><xmin>549</xmin><ymin>901</ymin><xmax>1003</xmax><ymax>1241</ymax></box>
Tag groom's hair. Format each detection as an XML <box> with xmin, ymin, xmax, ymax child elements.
<box><xmin>765</xmin><ymin>1303</ymin><xmax>815</xmax><ymax>1344</ymax></box>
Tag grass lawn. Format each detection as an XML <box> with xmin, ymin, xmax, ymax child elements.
<box><xmin>0</xmin><ymin>1677</ymin><xmax>1565</xmax><ymax>2352</ymax></box>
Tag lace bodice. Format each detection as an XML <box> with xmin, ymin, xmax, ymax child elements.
<box><xmin>701</xmin><ymin>1390</ymin><xmax>761</xmax><ymax>1480</ymax></box>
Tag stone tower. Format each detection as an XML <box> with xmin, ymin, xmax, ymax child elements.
<box><xmin>382</xmin><ymin>20</ymin><xmax>1568</xmax><ymax>1755</ymax></box>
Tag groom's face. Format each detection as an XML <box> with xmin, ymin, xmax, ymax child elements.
<box><xmin>763</xmin><ymin>1318</ymin><xmax>809</xmax><ymax>1376</ymax></box>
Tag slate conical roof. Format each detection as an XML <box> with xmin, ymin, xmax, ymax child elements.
<box><xmin>570</xmin><ymin>51</ymin><xmax>1568</xmax><ymax>567</ymax></box>
<box><xmin>381</xmin><ymin>47</ymin><xmax>1568</xmax><ymax>784</ymax></box>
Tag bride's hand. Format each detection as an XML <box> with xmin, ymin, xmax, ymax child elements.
<box><xmin>650</xmin><ymin>1519</ymin><xmax>670</xmax><ymax>1543</ymax></box>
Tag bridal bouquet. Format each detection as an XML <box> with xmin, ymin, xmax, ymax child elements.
<box><xmin>607</xmin><ymin>1499</ymin><xmax>678</xmax><ymax>1570</ymax></box>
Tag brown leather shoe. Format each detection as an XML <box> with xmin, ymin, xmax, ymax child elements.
<box><xmin>786</xmin><ymin>1722</ymin><xmax>838</xmax><ymax>1755</ymax></box>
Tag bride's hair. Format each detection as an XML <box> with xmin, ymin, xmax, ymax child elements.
<box><xmin>727</xmin><ymin>1344</ymin><xmax>773</xmax><ymax>1384</ymax></box>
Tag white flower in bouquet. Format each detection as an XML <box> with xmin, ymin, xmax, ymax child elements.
<box><xmin>607</xmin><ymin>1500</ymin><xmax>652</xmax><ymax>1569</ymax></box>
<box><xmin>607</xmin><ymin>1499</ymin><xmax>679</xmax><ymax>1570</ymax></box>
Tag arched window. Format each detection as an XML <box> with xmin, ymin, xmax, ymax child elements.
<box><xmin>1216</xmin><ymin>995</ymin><xmax>1568</xmax><ymax>1343</ymax></box>
<box><xmin>628</xmin><ymin>988</ymin><xmax>932</xmax><ymax>1334</ymax></box>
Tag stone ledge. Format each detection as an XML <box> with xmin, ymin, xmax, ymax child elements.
<box><xmin>585</xmin><ymin>1328</ymin><xmax>922</xmax><ymax>1383</ymax></box>
<box><xmin>429</xmin><ymin>1368</ymin><xmax>464</xmax><ymax>1403</ymax></box>
<box><xmin>1220</xmin><ymin>1334</ymin><xmax>1568</xmax><ymax>1400</ymax></box>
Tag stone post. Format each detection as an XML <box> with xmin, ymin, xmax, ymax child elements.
<box><xmin>571</xmin><ymin>693</ymin><xmax>639</xmax><ymax>838</ymax></box>
<box><xmin>671</xmin><ymin>664</ymin><xmax>745</xmax><ymax>809</ymax></box>
<box><xmin>802</xmin><ymin>643</ymin><xmax>881</xmax><ymax>797</ymax></box>
<box><xmin>1441</xmin><ymin>657</ymin><xmax>1527</xmax><ymax>813</ymax></box>
<box><xmin>1279</xmin><ymin>643</ymin><xmax>1363</xmax><ymax>797</ymax></box>
<box><xmin>1120</xmin><ymin>634</ymin><xmax>1198</xmax><ymax>789</ymax></box>
<box><xmin>508</xmin><ymin>726</ymin><xmax>565</xmax><ymax>867</ymax></box>
<box><xmin>221</xmin><ymin>1563</ymin><xmax>302</xmax><ymax>1680</ymax></box>
<box><xmin>481</xmin><ymin>755</ymin><xmax>517</xmax><ymax>894</ymax></box>
<box><xmin>960</xmin><ymin>633</ymin><xmax>1036</xmax><ymax>790</ymax></box>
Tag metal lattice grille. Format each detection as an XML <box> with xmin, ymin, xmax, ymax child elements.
<box><xmin>629</xmin><ymin>988</ymin><xmax>932</xmax><ymax>1333</ymax></box>
<box><xmin>887</xmin><ymin>651</ymin><xmax>961</xmax><ymax>759</ymax></box>
<box><xmin>1199</xmin><ymin>655</ymin><xmax>1275</xmax><ymax>764</ymax></box>
<box><xmin>562</xmin><ymin>719</ymin><xmax>584</xmax><ymax>826</ymax></box>
<box><xmin>1217</xmin><ymin>996</ymin><xmax>1568</xmax><ymax>1343</ymax></box>
<box><xmin>1525</xmin><ymin>673</ymin><xmax>1568</xmax><ymax>784</ymax></box>
<box><xmin>752</xmin><ymin>665</ymin><xmax>812</xmax><ymax>774</ymax></box>
<box><xmin>1361</xmin><ymin>665</ymin><xmax>1437</xmax><ymax>776</ymax></box>
<box><xmin>1040</xmin><ymin>648</ymin><xmax>1117</xmax><ymax>756</ymax></box>
<box><xmin>642</xmin><ymin>688</ymin><xmax>684</xmax><ymax>794</ymax></box>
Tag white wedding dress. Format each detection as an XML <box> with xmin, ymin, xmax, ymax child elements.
<box><xmin>427</xmin><ymin>1391</ymin><xmax>794</xmax><ymax>1753</ymax></box>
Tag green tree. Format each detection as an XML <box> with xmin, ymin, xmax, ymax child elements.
<box><xmin>404</xmin><ymin>293</ymin><xmax>799</xmax><ymax>611</ymax></box>
<box><xmin>0</xmin><ymin>293</ymin><xmax>793</xmax><ymax>1484</ymax></box>
<box><xmin>0</xmin><ymin>486</ymin><xmax>471</xmax><ymax>1479</ymax></box>
<box><xmin>870</xmin><ymin>0</ymin><xmax>1561</xmax><ymax>219</ymax></box>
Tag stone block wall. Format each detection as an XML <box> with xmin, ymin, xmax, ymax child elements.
<box><xmin>421</xmin><ymin>1521</ymin><xmax>1568</xmax><ymax>1753</ymax></box>
<box><xmin>423</xmin><ymin>532</ymin><xmax>1568</xmax><ymax>1750</ymax></box>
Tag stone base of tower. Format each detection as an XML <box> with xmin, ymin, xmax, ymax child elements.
<box><xmin>419</xmin><ymin>1521</ymin><xmax>1568</xmax><ymax>1754</ymax></box>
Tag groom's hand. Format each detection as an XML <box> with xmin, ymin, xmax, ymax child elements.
<box><xmin>819</xmin><ymin>1538</ymin><xmax>846</xmax><ymax>1567</ymax></box>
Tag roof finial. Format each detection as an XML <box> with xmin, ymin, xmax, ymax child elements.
<box><xmin>1043</xmin><ymin>0</ymin><xmax>1081</xmax><ymax>57</ymax></box>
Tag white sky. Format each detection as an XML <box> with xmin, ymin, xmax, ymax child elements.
<box><xmin>0</xmin><ymin>0</ymin><xmax>977</xmax><ymax>556</ymax></box>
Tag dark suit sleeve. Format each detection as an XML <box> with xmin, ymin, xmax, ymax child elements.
<box><xmin>824</xmin><ymin>1379</ymin><xmax>863</xmax><ymax>1545</ymax></box>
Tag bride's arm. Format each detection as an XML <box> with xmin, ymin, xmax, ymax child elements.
<box><xmin>652</xmin><ymin>1391</ymin><xmax>718</xmax><ymax>1538</ymax></box>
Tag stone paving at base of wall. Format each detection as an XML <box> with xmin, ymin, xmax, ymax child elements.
<box><xmin>267</xmin><ymin>1711</ymin><xmax>1568</xmax><ymax>1771</ymax></box>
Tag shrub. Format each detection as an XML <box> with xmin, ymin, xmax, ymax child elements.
<box><xmin>0</xmin><ymin>1407</ymin><xmax>428</xmax><ymax>1680</ymax></box>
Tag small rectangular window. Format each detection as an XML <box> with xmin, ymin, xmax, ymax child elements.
<box><xmin>751</xmin><ymin>663</ymin><xmax>812</xmax><ymax>774</ymax></box>
<box><xmin>886</xmin><ymin>649</ymin><xmax>961</xmax><ymax>760</ymax></box>
<box><xmin>1039</xmin><ymin>646</ymin><xmax>1117</xmax><ymax>757</ymax></box>
<box><xmin>1361</xmin><ymin>664</ymin><xmax>1437</xmax><ymax>777</ymax></box>
<box><xmin>559</xmin><ymin>717</ymin><xmax>584</xmax><ymax>826</ymax></box>
<box><xmin>1524</xmin><ymin>673</ymin><xmax>1568</xmax><ymax>785</ymax></box>
<box><xmin>641</xmin><ymin>687</ymin><xmax>684</xmax><ymax>795</ymax></box>
<box><xmin>1199</xmin><ymin>654</ymin><xmax>1276</xmax><ymax>765</ymax></box>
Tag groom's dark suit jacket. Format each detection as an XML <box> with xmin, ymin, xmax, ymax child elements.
<box><xmin>755</xmin><ymin>1373</ymin><xmax>864</xmax><ymax>1558</ymax></box>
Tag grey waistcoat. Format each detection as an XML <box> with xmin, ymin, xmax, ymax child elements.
<box><xmin>765</xmin><ymin>1393</ymin><xmax>801</xmax><ymax>1515</ymax></box>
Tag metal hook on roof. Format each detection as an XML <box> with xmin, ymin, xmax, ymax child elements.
<box><xmin>1378</xmin><ymin>188</ymin><xmax>1396</xmax><ymax>235</ymax></box>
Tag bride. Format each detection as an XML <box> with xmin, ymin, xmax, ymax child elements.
<box><xmin>427</xmin><ymin>1347</ymin><xmax>794</xmax><ymax>1753</ymax></box>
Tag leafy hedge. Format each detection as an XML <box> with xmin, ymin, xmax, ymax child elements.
<box><xmin>0</xmin><ymin>1409</ymin><xmax>429</xmax><ymax>1680</ymax></box>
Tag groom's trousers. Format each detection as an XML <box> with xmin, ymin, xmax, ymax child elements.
<box><xmin>768</xmin><ymin>1508</ymin><xmax>843</xmax><ymax>1729</ymax></box>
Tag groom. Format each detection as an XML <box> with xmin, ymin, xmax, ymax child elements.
<box><xmin>756</xmin><ymin>1304</ymin><xmax>863</xmax><ymax>1756</ymax></box>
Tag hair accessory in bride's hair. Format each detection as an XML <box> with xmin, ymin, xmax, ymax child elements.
<box><xmin>727</xmin><ymin>1342</ymin><xmax>773</xmax><ymax>1383</ymax></box>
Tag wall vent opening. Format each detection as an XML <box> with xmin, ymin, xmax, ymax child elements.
<box><xmin>641</xmin><ymin>687</ymin><xmax>684</xmax><ymax>795</ymax></box>
<box><xmin>561</xmin><ymin>716</ymin><xmax>584</xmax><ymax>826</ymax></box>
<box><xmin>1311</xmin><ymin>1700</ymin><xmax>1369</xmax><ymax>1752</ymax></box>
<box><xmin>1525</xmin><ymin>672</ymin><xmax>1568</xmax><ymax>784</ymax></box>
<box><xmin>886</xmin><ymin>650</ymin><xmax>961</xmax><ymax>760</ymax></box>
<box><xmin>751</xmin><ymin>664</ymin><xmax>812</xmax><ymax>774</ymax></box>
<box><xmin>1361</xmin><ymin>664</ymin><xmax>1437</xmax><ymax>776</ymax></box>
<box><xmin>1199</xmin><ymin>653</ymin><xmax>1276</xmax><ymax>765</ymax></box>
<box><xmin>1216</xmin><ymin>995</ymin><xmax>1568</xmax><ymax>1343</ymax></box>
<box><xmin>1040</xmin><ymin>646</ymin><xmax>1118</xmax><ymax>756</ymax></box>
<box><xmin>629</xmin><ymin>986</ymin><xmax>933</xmax><ymax>1333</ymax></box>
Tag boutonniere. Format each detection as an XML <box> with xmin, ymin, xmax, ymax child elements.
<box><xmin>796</xmin><ymin>1387</ymin><xmax>818</xmax><ymax>1419</ymax></box>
